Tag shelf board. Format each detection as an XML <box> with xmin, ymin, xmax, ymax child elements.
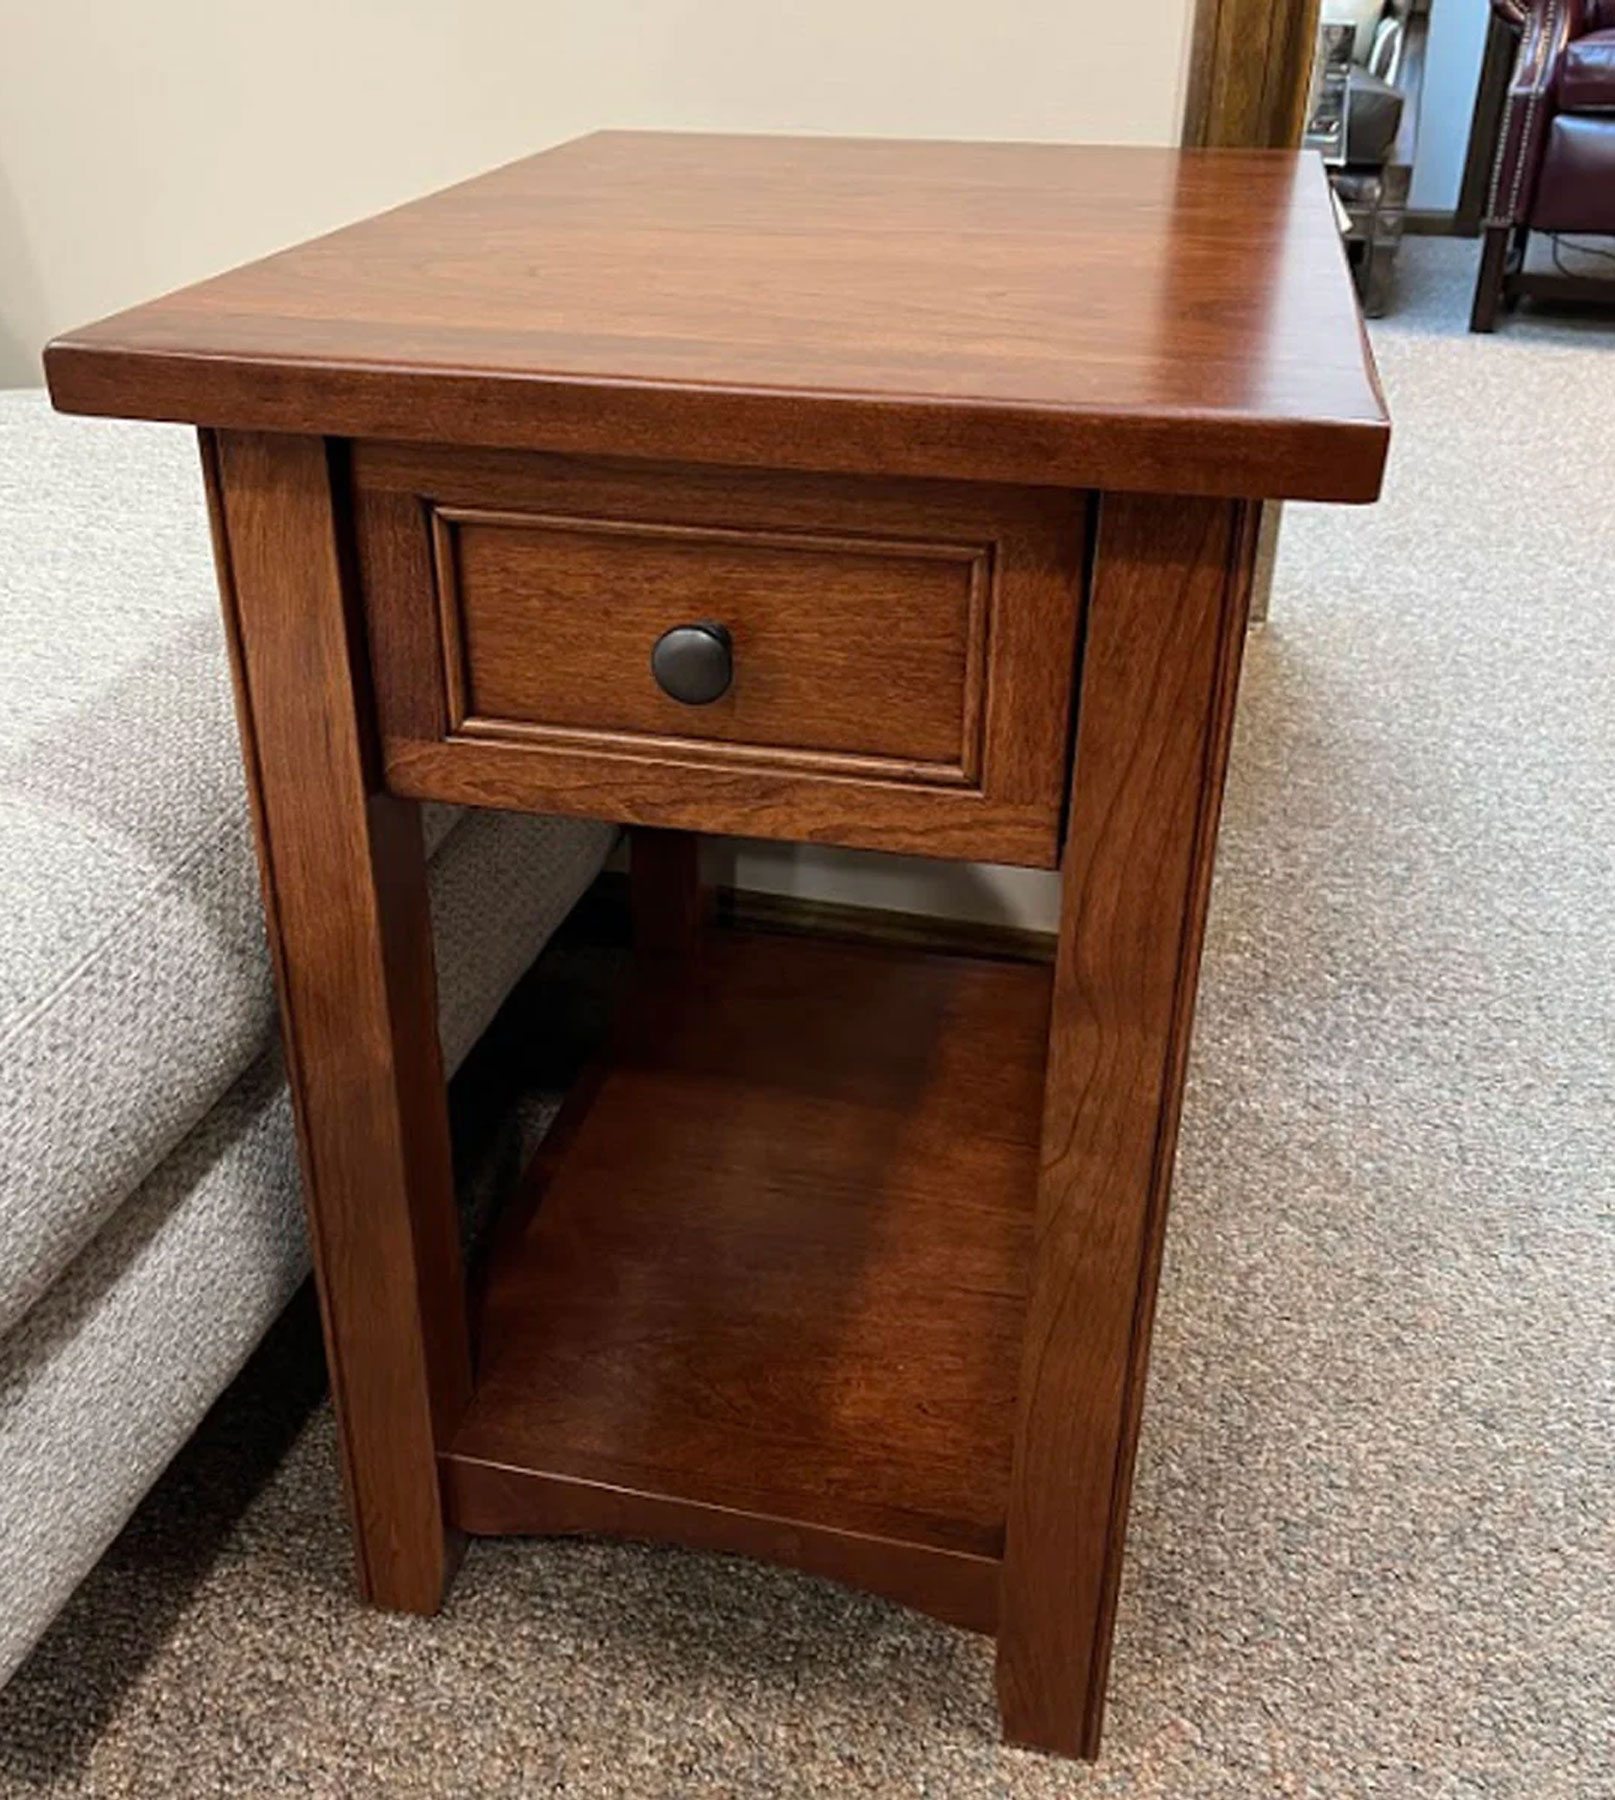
<box><xmin>442</xmin><ymin>929</ymin><xmax>1051</xmax><ymax>1630</ymax></box>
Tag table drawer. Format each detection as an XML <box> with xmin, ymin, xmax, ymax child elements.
<box><xmin>353</xmin><ymin>445</ymin><xmax>1084</xmax><ymax>867</ymax></box>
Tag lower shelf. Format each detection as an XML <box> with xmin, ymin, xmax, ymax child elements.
<box><xmin>442</xmin><ymin>928</ymin><xmax>1052</xmax><ymax>1632</ymax></box>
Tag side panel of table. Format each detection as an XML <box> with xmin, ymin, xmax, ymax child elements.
<box><xmin>201</xmin><ymin>428</ymin><xmax>472</xmax><ymax>1612</ymax></box>
<box><xmin>997</xmin><ymin>492</ymin><xmax>1258</xmax><ymax>1757</ymax></box>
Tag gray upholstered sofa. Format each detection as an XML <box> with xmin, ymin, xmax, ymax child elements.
<box><xmin>0</xmin><ymin>390</ymin><xmax>614</xmax><ymax>1685</ymax></box>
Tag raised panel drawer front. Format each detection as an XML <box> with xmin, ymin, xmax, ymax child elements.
<box><xmin>353</xmin><ymin>444</ymin><xmax>1085</xmax><ymax>867</ymax></box>
<box><xmin>439</xmin><ymin>512</ymin><xmax>987</xmax><ymax>773</ymax></box>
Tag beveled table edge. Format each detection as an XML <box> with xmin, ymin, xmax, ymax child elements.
<box><xmin>44</xmin><ymin>344</ymin><xmax>1389</xmax><ymax>504</ymax></box>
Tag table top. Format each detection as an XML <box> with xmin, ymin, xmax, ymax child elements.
<box><xmin>46</xmin><ymin>132</ymin><xmax>1387</xmax><ymax>503</ymax></box>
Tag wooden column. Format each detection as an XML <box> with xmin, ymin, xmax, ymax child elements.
<box><xmin>202</xmin><ymin>429</ymin><xmax>471</xmax><ymax>1612</ymax></box>
<box><xmin>997</xmin><ymin>493</ymin><xmax>1259</xmax><ymax>1758</ymax></box>
<box><xmin>1182</xmin><ymin>0</ymin><xmax>1320</xmax><ymax>150</ymax></box>
<box><xmin>1180</xmin><ymin>0</ymin><xmax>1314</xmax><ymax>628</ymax></box>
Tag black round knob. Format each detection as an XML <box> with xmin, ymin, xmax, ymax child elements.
<box><xmin>651</xmin><ymin>622</ymin><xmax>733</xmax><ymax>705</ymax></box>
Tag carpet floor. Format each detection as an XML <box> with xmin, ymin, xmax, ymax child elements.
<box><xmin>1</xmin><ymin>237</ymin><xmax>1611</xmax><ymax>1798</ymax></box>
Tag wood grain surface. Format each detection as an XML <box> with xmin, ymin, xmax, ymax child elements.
<box><xmin>437</xmin><ymin>509</ymin><xmax>985</xmax><ymax>767</ymax></box>
<box><xmin>1182</xmin><ymin>0</ymin><xmax>1321</xmax><ymax>152</ymax></box>
<box><xmin>52</xmin><ymin>129</ymin><xmax>1391</xmax><ymax>1764</ymax></box>
<box><xmin>442</xmin><ymin>930</ymin><xmax>1052</xmax><ymax>1631</ymax></box>
<box><xmin>47</xmin><ymin>134</ymin><xmax>1387</xmax><ymax>503</ymax></box>
<box><xmin>201</xmin><ymin>429</ymin><xmax>472</xmax><ymax>1613</ymax></box>
<box><xmin>352</xmin><ymin>443</ymin><xmax>1083</xmax><ymax>866</ymax></box>
<box><xmin>996</xmin><ymin>492</ymin><xmax>1260</xmax><ymax>1757</ymax></box>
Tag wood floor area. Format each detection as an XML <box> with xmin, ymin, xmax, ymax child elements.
<box><xmin>442</xmin><ymin>929</ymin><xmax>1053</xmax><ymax>1631</ymax></box>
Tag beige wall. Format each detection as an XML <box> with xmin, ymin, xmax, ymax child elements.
<box><xmin>1</xmin><ymin>0</ymin><xmax>1194</xmax><ymax>926</ymax></box>
<box><xmin>1</xmin><ymin>0</ymin><xmax>1194</xmax><ymax>382</ymax></box>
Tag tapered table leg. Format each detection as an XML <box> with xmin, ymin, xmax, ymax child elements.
<box><xmin>202</xmin><ymin>429</ymin><xmax>471</xmax><ymax>1612</ymax></box>
<box><xmin>997</xmin><ymin>492</ymin><xmax>1259</xmax><ymax>1758</ymax></box>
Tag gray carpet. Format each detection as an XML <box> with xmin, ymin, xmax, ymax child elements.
<box><xmin>2</xmin><ymin>236</ymin><xmax>1612</xmax><ymax>1797</ymax></box>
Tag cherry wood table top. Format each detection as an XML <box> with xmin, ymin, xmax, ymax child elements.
<box><xmin>46</xmin><ymin>132</ymin><xmax>1387</xmax><ymax>502</ymax></box>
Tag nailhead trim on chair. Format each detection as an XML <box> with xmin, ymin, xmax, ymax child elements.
<box><xmin>1484</xmin><ymin>0</ymin><xmax>1564</xmax><ymax>228</ymax></box>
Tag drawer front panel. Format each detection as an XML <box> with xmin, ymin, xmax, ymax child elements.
<box><xmin>353</xmin><ymin>444</ymin><xmax>1084</xmax><ymax>867</ymax></box>
<box><xmin>436</xmin><ymin>508</ymin><xmax>987</xmax><ymax>777</ymax></box>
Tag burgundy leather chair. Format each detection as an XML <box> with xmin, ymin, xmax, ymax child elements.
<box><xmin>1471</xmin><ymin>0</ymin><xmax>1615</xmax><ymax>330</ymax></box>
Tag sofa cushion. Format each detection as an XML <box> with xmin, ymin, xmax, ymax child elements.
<box><xmin>0</xmin><ymin>794</ymin><xmax>607</xmax><ymax>1688</ymax></box>
<box><xmin>0</xmin><ymin>390</ymin><xmax>609</xmax><ymax>1335</ymax></box>
<box><xmin>1561</xmin><ymin>29</ymin><xmax>1615</xmax><ymax>112</ymax></box>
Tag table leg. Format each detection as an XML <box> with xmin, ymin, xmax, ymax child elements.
<box><xmin>997</xmin><ymin>493</ymin><xmax>1258</xmax><ymax>1757</ymax></box>
<box><xmin>202</xmin><ymin>430</ymin><xmax>471</xmax><ymax>1613</ymax></box>
<box><xmin>629</xmin><ymin>827</ymin><xmax>707</xmax><ymax>956</ymax></box>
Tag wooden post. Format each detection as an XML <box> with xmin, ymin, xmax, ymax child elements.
<box><xmin>1181</xmin><ymin>0</ymin><xmax>1321</xmax><ymax>151</ymax></box>
<box><xmin>1181</xmin><ymin>0</ymin><xmax>1315</xmax><ymax>625</ymax></box>
<box><xmin>997</xmin><ymin>493</ymin><xmax>1259</xmax><ymax>1757</ymax></box>
<box><xmin>202</xmin><ymin>429</ymin><xmax>471</xmax><ymax>1612</ymax></box>
<box><xmin>629</xmin><ymin>827</ymin><xmax>708</xmax><ymax>957</ymax></box>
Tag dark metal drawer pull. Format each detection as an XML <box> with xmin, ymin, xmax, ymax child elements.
<box><xmin>651</xmin><ymin>622</ymin><xmax>733</xmax><ymax>705</ymax></box>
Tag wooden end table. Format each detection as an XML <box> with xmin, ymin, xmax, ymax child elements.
<box><xmin>47</xmin><ymin>133</ymin><xmax>1386</xmax><ymax>1760</ymax></box>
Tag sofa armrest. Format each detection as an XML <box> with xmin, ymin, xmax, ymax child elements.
<box><xmin>1485</xmin><ymin>0</ymin><xmax>1585</xmax><ymax>225</ymax></box>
